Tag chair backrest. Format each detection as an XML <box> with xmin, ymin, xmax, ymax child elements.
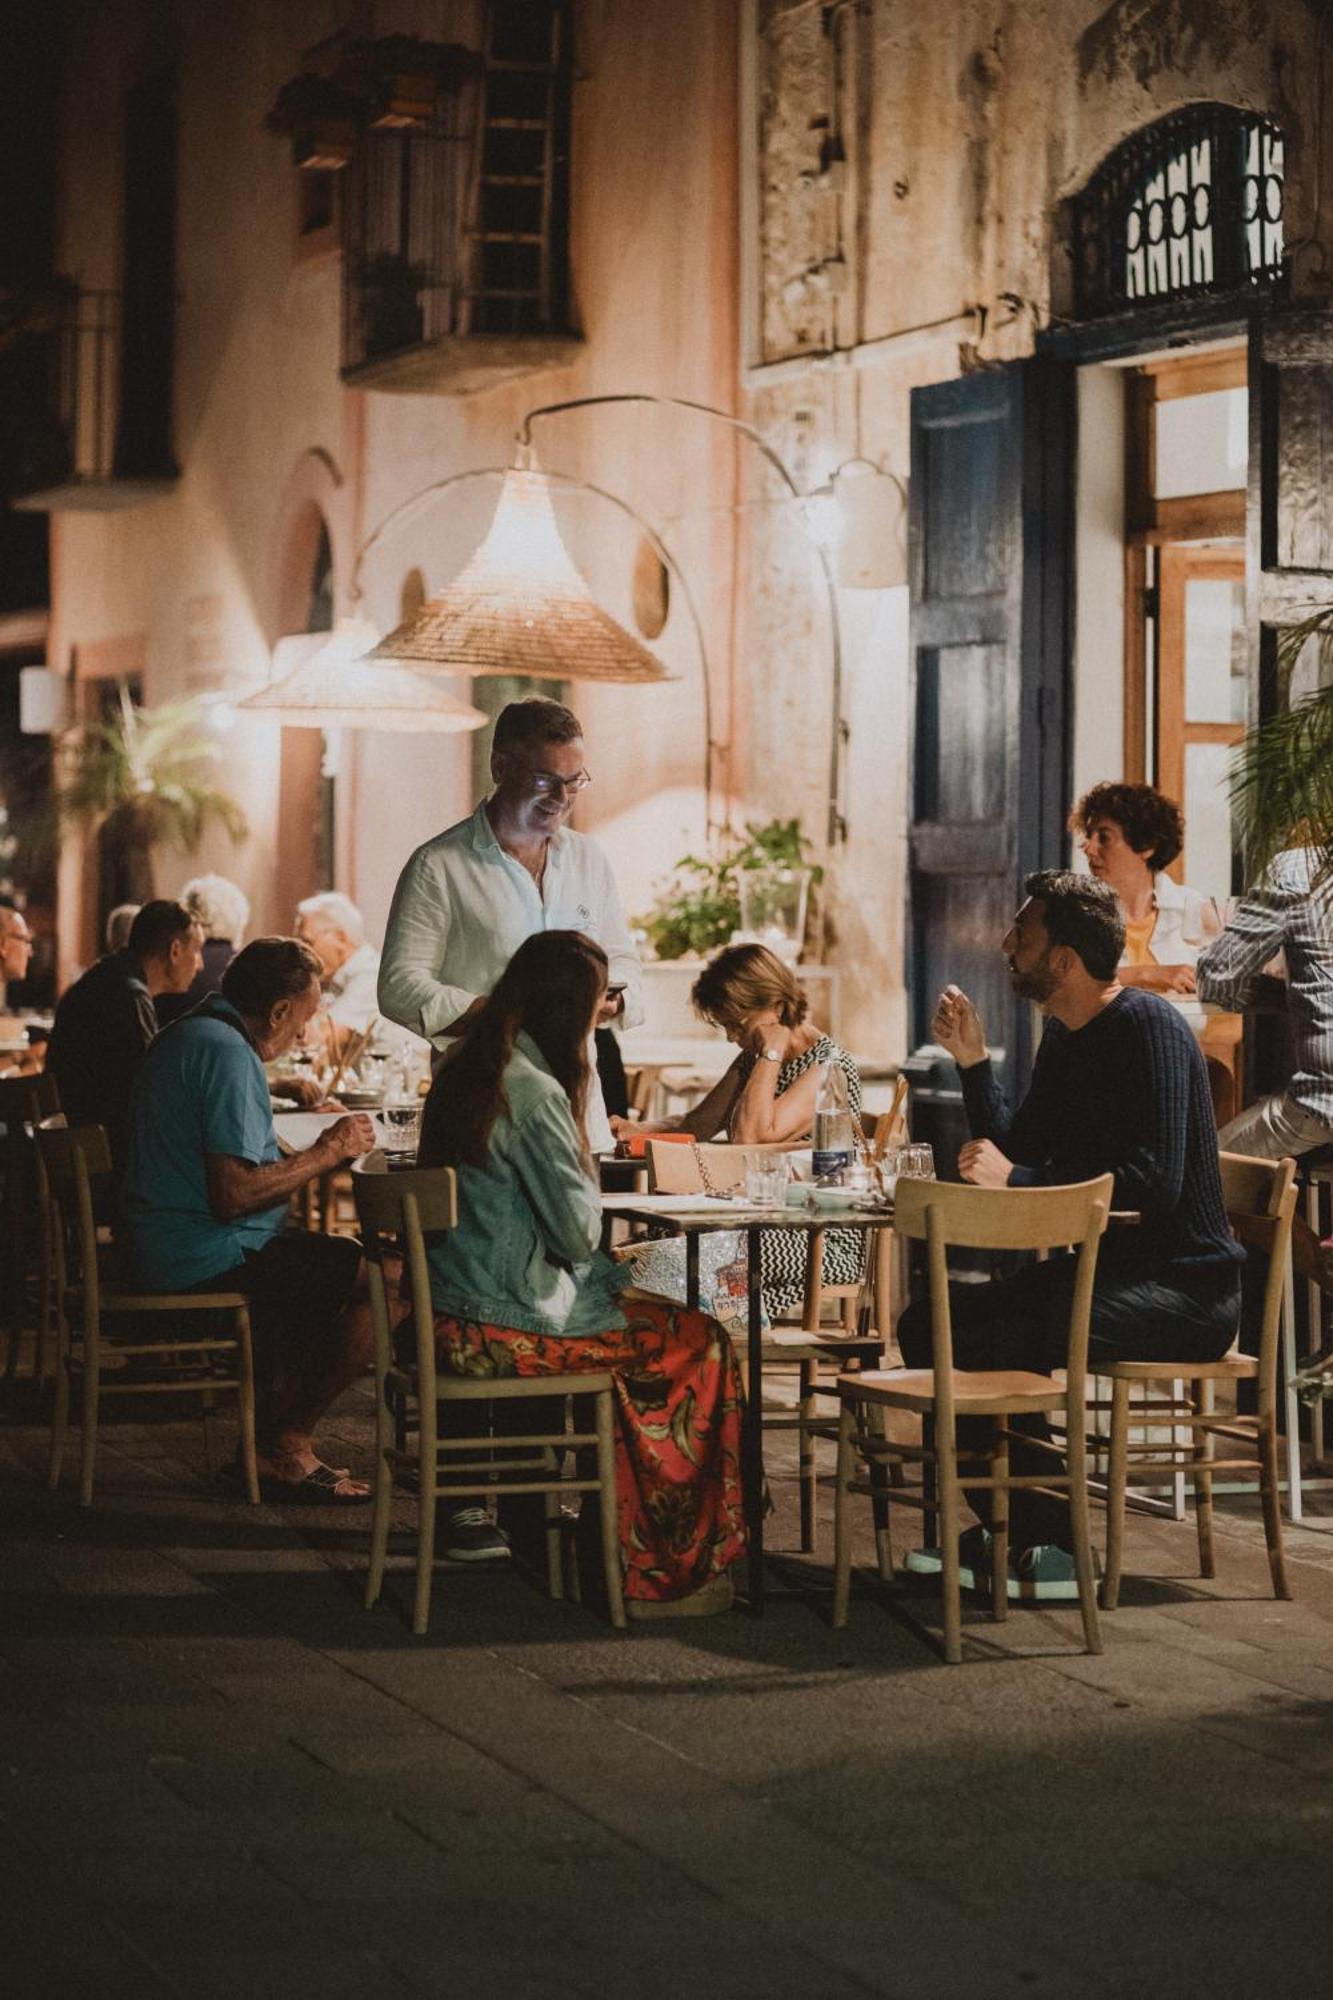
<box><xmin>1219</xmin><ymin>1151</ymin><xmax>1297</xmax><ymax>1414</ymax></box>
<box><xmin>350</xmin><ymin>1157</ymin><xmax>458</xmax><ymax>1386</ymax></box>
<box><xmin>0</xmin><ymin>1068</ymin><xmax>60</xmax><ymax>1132</ymax></box>
<box><xmin>35</xmin><ymin>1119</ymin><xmax>111</xmax><ymax>1325</ymax></box>
<box><xmin>647</xmin><ymin>1138</ymin><xmax>791</xmax><ymax>1195</ymax></box>
<box><xmin>892</xmin><ymin>1176</ymin><xmax>1113</xmax><ymax>1426</ymax></box>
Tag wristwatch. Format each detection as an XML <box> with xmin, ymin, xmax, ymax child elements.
<box><xmin>761</xmin><ymin>1048</ymin><xmax>782</xmax><ymax>1063</ymax></box>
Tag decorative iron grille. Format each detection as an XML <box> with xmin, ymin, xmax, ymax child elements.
<box><xmin>1070</xmin><ymin>104</ymin><xmax>1286</xmax><ymax>320</ymax></box>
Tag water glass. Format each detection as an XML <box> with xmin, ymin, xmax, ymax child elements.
<box><xmin>897</xmin><ymin>1142</ymin><xmax>936</xmax><ymax>1181</ymax></box>
<box><xmin>744</xmin><ymin>1157</ymin><xmax>790</xmax><ymax>1208</ymax></box>
<box><xmin>377</xmin><ymin>1098</ymin><xmax>421</xmax><ymax>1156</ymax></box>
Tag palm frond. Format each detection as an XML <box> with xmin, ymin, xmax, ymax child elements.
<box><xmin>55</xmin><ymin>693</ymin><xmax>249</xmax><ymax>857</ymax></box>
<box><xmin>1229</xmin><ymin>607</ymin><xmax>1333</xmax><ymax>885</ymax></box>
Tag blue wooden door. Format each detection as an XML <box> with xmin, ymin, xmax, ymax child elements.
<box><xmin>903</xmin><ymin>359</ymin><xmax>1073</xmax><ymax>1165</ymax></box>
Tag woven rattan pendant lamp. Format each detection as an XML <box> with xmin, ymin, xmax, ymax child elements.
<box><xmin>367</xmin><ymin>466</ymin><xmax>675</xmax><ymax>684</ymax></box>
<box><xmin>239</xmin><ymin>619</ymin><xmax>486</xmax><ymax>733</ymax></box>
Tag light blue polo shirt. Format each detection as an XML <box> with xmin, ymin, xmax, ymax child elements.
<box><xmin>124</xmin><ymin>996</ymin><xmax>287</xmax><ymax>1288</ymax></box>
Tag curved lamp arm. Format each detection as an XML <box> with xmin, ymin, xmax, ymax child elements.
<box><xmin>518</xmin><ymin>393</ymin><xmax>846</xmax><ymax>844</ymax></box>
<box><xmin>345</xmin><ymin>464</ymin><xmax>718</xmax><ymax>832</ymax></box>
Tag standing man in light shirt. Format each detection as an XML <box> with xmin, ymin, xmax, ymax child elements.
<box><xmin>378</xmin><ymin>698</ymin><xmax>643</xmax><ymax>1150</ymax></box>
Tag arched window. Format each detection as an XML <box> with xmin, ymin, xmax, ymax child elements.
<box><xmin>1070</xmin><ymin>104</ymin><xmax>1286</xmax><ymax>319</ymax></box>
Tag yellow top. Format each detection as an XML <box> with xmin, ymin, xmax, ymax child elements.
<box><xmin>1122</xmin><ymin>913</ymin><xmax>1158</xmax><ymax>966</ymax></box>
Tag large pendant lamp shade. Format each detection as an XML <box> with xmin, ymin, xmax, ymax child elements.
<box><xmin>368</xmin><ymin>468</ymin><xmax>676</xmax><ymax>684</ymax></box>
<box><xmin>239</xmin><ymin>620</ymin><xmax>486</xmax><ymax>733</ymax></box>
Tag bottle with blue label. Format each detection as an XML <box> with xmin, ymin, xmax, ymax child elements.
<box><xmin>812</xmin><ymin>1055</ymin><xmax>854</xmax><ymax>1184</ymax></box>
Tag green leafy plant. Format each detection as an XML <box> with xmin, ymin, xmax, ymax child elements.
<box><xmin>1229</xmin><ymin>608</ymin><xmax>1333</xmax><ymax>884</ymax></box>
<box><xmin>55</xmin><ymin>688</ymin><xmax>248</xmax><ymax>899</ymax></box>
<box><xmin>635</xmin><ymin>818</ymin><xmax>823</xmax><ymax>961</ymax></box>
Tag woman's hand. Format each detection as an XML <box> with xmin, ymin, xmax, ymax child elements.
<box><xmin>1119</xmin><ymin>963</ymin><xmax>1197</xmax><ymax>995</ymax></box>
<box><xmin>744</xmin><ymin>1014</ymin><xmax>795</xmax><ymax>1062</ymax></box>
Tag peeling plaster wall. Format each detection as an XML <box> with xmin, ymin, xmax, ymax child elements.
<box><xmin>746</xmin><ymin>0</ymin><xmax>1332</xmax><ymax>1062</ymax></box>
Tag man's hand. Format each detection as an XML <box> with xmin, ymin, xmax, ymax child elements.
<box><xmin>271</xmin><ymin>1074</ymin><xmax>325</xmax><ymax>1109</ymax></box>
<box><xmin>957</xmin><ymin>1138</ymin><xmax>1013</xmax><ymax>1188</ymax></box>
<box><xmin>932</xmin><ymin>986</ymin><xmax>988</xmax><ymax>1068</ymax></box>
<box><xmin>316</xmin><ymin>1113</ymin><xmax>377</xmax><ymax>1165</ymax></box>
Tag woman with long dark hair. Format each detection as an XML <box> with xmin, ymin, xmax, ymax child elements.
<box><xmin>418</xmin><ymin>930</ymin><xmax>745</xmax><ymax>1615</ymax></box>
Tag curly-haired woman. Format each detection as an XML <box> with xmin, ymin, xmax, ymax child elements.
<box><xmin>1071</xmin><ymin>782</ymin><xmax>1220</xmax><ymax>995</ymax></box>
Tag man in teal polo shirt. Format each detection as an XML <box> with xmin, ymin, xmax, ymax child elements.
<box><xmin>125</xmin><ymin>937</ymin><xmax>377</xmax><ymax>1504</ymax></box>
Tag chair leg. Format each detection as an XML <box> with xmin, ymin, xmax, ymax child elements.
<box><xmin>937</xmin><ymin>1422</ymin><xmax>963</xmax><ymax>1667</ymax></box>
<box><xmin>46</xmin><ymin>1314</ymin><xmax>70</xmax><ymax>1490</ymax></box>
<box><xmin>864</xmin><ymin>1399</ymin><xmax>893</xmax><ymax>1582</ymax></box>
<box><xmin>990</xmin><ymin>1426</ymin><xmax>1009</xmax><ymax>1622</ymax></box>
<box><xmin>78</xmin><ymin>1341</ymin><xmax>100</xmax><ymax>1508</ymax></box>
<box><xmin>412</xmin><ymin>1409</ymin><xmax>438</xmax><ymax>1638</ymax></box>
<box><xmin>831</xmin><ymin>1395</ymin><xmax>856</xmax><ymax>1628</ymax></box>
<box><xmin>797</xmin><ymin>1360</ymin><xmax>817</xmax><ymax>1553</ymax></box>
<box><xmin>236</xmin><ymin>1316</ymin><xmax>260</xmax><ymax>1505</ymax></box>
<box><xmin>1066</xmin><ymin>1418</ymin><xmax>1103</xmax><ymax>1657</ymax></box>
<box><xmin>543</xmin><ymin>1445</ymin><xmax>564</xmax><ymax>1602</ymax></box>
<box><xmin>1192</xmin><ymin>1378</ymin><xmax>1216</xmax><ymax>1579</ymax></box>
<box><xmin>1101</xmin><ymin>1377</ymin><xmax>1130</xmax><ymax>1611</ymax></box>
<box><xmin>594</xmin><ymin>1388</ymin><xmax>626</xmax><ymax>1630</ymax></box>
<box><xmin>1258</xmin><ymin>1412</ymin><xmax>1291</xmax><ymax>1601</ymax></box>
<box><xmin>365</xmin><ymin>1394</ymin><xmax>394</xmax><ymax>1613</ymax></box>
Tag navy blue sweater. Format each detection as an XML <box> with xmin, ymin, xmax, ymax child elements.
<box><xmin>961</xmin><ymin>988</ymin><xmax>1243</xmax><ymax>1289</ymax></box>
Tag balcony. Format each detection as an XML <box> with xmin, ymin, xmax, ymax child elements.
<box><xmin>4</xmin><ymin>286</ymin><xmax>177</xmax><ymax>513</ymax></box>
<box><xmin>339</xmin><ymin>1</ymin><xmax>580</xmax><ymax>396</ymax></box>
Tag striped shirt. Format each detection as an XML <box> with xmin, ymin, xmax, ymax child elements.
<box><xmin>1196</xmin><ymin>847</ymin><xmax>1333</xmax><ymax>1126</ymax></box>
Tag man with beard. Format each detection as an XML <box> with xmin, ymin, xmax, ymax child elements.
<box><xmin>898</xmin><ymin>869</ymin><xmax>1243</xmax><ymax>1601</ymax></box>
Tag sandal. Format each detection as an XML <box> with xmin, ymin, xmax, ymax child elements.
<box><xmin>256</xmin><ymin>1462</ymin><xmax>371</xmax><ymax>1507</ymax></box>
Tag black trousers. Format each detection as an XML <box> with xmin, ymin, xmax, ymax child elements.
<box><xmin>896</xmin><ymin>1256</ymin><xmax>1240</xmax><ymax>1553</ymax></box>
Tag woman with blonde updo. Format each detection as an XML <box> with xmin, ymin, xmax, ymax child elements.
<box><xmin>613</xmin><ymin>942</ymin><xmax>863</xmax><ymax>1320</ymax></box>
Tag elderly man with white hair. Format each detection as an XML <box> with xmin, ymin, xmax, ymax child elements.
<box><xmin>294</xmin><ymin>892</ymin><xmax>381</xmax><ymax>1037</ymax></box>
<box><xmin>156</xmin><ymin>874</ymin><xmax>252</xmax><ymax>1029</ymax></box>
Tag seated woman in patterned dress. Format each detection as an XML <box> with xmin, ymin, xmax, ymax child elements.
<box><xmin>417</xmin><ymin>928</ymin><xmax>745</xmax><ymax>1616</ymax></box>
<box><xmin>611</xmin><ymin>943</ymin><xmax>864</xmax><ymax>1321</ymax></box>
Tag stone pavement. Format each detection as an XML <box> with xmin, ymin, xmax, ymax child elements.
<box><xmin>2</xmin><ymin>1378</ymin><xmax>1332</xmax><ymax>2000</ymax></box>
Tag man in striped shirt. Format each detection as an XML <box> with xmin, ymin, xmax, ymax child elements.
<box><xmin>1197</xmin><ymin>846</ymin><xmax>1333</xmax><ymax>1160</ymax></box>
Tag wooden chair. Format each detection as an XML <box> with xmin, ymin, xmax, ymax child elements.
<box><xmin>1099</xmin><ymin>1152</ymin><xmax>1297</xmax><ymax>1609</ymax></box>
<box><xmin>0</xmin><ymin>1068</ymin><xmax>60</xmax><ymax>1381</ymax></box>
<box><xmin>352</xmin><ymin>1157</ymin><xmax>626</xmax><ymax>1636</ymax></box>
<box><xmin>36</xmin><ymin>1120</ymin><xmax>259</xmax><ymax>1506</ymax></box>
<box><xmin>832</xmin><ymin>1174</ymin><xmax>1112</xmax><ymax>1664</ymax></box>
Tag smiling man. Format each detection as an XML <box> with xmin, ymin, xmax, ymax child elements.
<box><xmin>377</xmin><ymin>698</ymin><xmax>642</xmax><ymax>1150</ymax></box>
<box><xmin>899</xmin><ymin>869</ymin><xmax>1242</xmax><ymax>1602</ymax></box>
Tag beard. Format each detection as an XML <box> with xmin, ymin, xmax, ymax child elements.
<box><xmin>1008</xmin><ymin>953</ymin><xmax>1059</xmax><ymax>1003</ymax></box>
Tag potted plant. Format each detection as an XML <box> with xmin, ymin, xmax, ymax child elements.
<box><xmin>635</xmin><ymin>818</ymin><xmax>824</xmax><ymax>961</ymax></box>
<box><xmin>1229</xmin><ymin>610</ymin><xmax>1333</xmax><ymax>881</ymax></box>
<box><xmin>55</xmin><ymin>688</ymin><xmax>248</xmax><ymax>901</ymax></box>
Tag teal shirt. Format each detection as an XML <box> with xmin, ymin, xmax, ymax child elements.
<box><xmin>425</xmin><ymin>1035</ymin><xmax>629</xmax><ymax>1338</ymax></box>
<box><xmin>124</xmin><ymin>997</ymin><xmax>287</xmax><ymax>1288</ymax></box>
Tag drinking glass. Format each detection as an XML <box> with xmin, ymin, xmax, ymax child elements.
<box><xmin>744</xmin><ymin>1157</ymin><xmax>790</xmax><ymax>1208</ymax></box>
<box><xmin>898</xmin><ymin>1142</ymin><xmax>936</xmax><ymax>1181</ymax></box>
<box><xmin>377</xmin><ymin>1098</ymin><xmax>421</xmax><ymax>1156</ymax></box>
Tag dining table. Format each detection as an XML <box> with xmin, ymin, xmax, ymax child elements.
<box><xmin>599</xmin><ymin>1189</ymin><xmax>899</xmax><ymax>1613</ymax></box>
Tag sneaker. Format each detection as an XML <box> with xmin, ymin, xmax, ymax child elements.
<box><xmin>1006</xmin><ymin>1544</ymin><xmax>1097</xmax><ymax>1603</ymax></box>
<box><xmin>442</xmin><ymin>1507</ymin><xmax>511</xmax><ymax>1564</ymax></box>
<box><xmin>902</xmin><ymin>1525</ymin><xmax>991</xmax><ymax>1590</ymax></box>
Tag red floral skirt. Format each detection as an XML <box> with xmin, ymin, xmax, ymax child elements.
<box><xmin>432</xmin><ymin>1294</ymin><xmax>747</xmax><ymax>1603</ymax></box>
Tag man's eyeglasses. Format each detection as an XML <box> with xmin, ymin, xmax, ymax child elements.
<box><xmin>528</xmin><ymin>767</ymin><xmax>592</xmax><ymax>798</ymax></box>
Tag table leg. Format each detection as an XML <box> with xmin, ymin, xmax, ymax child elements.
<box><xmin>743</xmin><ymin>1223</ymin><xmax>765</xmax><ymax>1614</ymax></box>
<box><xmin>686</xmin><ymin>1231</ymin><xmax>699</xmax><ymax>1312</ymax></box>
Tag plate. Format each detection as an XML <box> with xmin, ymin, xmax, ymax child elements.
<box><xmin>337</xmin><ymin>1089</ymin><xmax>384</xmax><ymax>1109</ymax></box>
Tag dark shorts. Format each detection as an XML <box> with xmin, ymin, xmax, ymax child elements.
<box><xmin>187</xmin><ymin>1231</ymin><xmax>361</xmax><ymax>1365</ymax></box>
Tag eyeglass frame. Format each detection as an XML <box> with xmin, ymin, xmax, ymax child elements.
<box><xmin>523</xmin><ymin>764</ymin><xmax>593</xmax><ymax>798</ymax></box>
